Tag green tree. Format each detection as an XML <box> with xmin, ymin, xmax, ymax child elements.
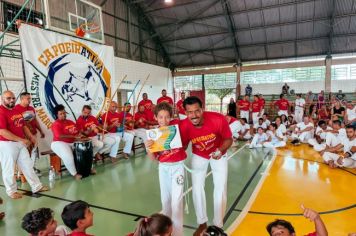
<box><xmin>207</xmin><ymin>88</ymin><xmax>234</xmax><ymax>113</ymax></box>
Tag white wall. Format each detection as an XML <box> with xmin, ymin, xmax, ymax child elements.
<box><xmin>241</xmin><ymin>80</ymin><xmax>356</xmax><ymax>95</ymax></box>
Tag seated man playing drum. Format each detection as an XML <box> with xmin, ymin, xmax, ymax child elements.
<box><xmin>51</xmin><ymin>104</ymin><xmax>96</xmax><ymax>180</ymax></box>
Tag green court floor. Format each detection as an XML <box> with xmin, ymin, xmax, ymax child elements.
<box><xmin>0</xmin><ymin>144</ymin><xmax>273</xmax><ymax>235</ymax></box>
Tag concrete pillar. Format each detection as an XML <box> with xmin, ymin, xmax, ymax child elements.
<box><xmin>325</xmin><ymin>56</ymin><xmax>332</xmax><ymax>93</ymax></box>
<box><xmin>235</xmin><ymin>65</ymin><xmax>241</xmax><ymax>100</ymax></box>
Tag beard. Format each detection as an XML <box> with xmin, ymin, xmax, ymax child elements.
<box><xmin>4</xmin><ymin>103</ymin><xmax>14</xmax><ymax>109</ymax></box>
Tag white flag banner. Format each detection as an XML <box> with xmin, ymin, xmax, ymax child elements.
<box><xmin>19</xmin><ymin>24</ymin><xmax>114</xmax><ymax>151</ymax></box>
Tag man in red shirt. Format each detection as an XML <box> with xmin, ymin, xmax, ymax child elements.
<box><xmin>180</xmin><ymin>96</ymin><xmax>232</xmax><ymax>235</ymax></box>
<box><xmin>76</xmin><ymin>105</ymin><xmax>115</xmax><ymax>161</ymax></box>
<box><xmin>138</xmin><ymin>93</ymin><xmax>154</xmax><ymax>115</ymax></box>
<box><xmin>258</xmin><ymin>94</ymin><xmax>266</xmax><ymax>116</ymax></box>
<box><xmin>176</xmin><ymin>91</ymin><xmax>186</xmax><ymax>120</ymax></box>
<box><xmin>120</xmin><ymin>102</ymin><xmax>147</xmax><ymax>143</ymax></box>
<box><xmin>251</xmin><ymin>95</ymin><xmax>262</xmax><ymax>125</ymax></box>
<box><xmin>274</xmin><ymin>94</ymin><xmax>290</xmax><ymax>116</ymax></box>
<box><xmin>15</xmin><ymin>92</ymin><xmax>45</xmax><ymax>174</ymax></box>
<box><xmin>157</xmin><ymin>89</ymin><xmax>173</xmax><ymax>105</ymax></box>
<box><xmin>238</xmin><ymin>95</ymin><xmax>250</xmax><ymax>123</ymax></box>
<box><xmin>0</xmin><ymin>90</ymin><xmax>48</xmax><ymax>199</ymax></box>
<box><xmin>101</xmin><ymin>101</ymin><xmax>132</xmax><ymax>160</ymax></box>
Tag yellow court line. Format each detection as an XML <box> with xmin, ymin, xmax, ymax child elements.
<box><xmin>229</xmin><ymin>144</ymin><xmax>356</xmax><ymax>236</ymax></box>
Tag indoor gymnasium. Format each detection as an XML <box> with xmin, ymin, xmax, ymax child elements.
<box><xmin>0</xmin><ymin>0</ymin><xmax>355</xmax><ymax>235</ymax></box>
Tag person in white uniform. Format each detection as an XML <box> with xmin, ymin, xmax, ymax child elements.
<box><xmin>294</xmin><ymin>94</ymin><xmax>306</xmax><ymax>123</ymax></box>
<box><xmin>237</xmin><ymin>118</ymin><xmax>251</xmax><ymax>140</ymax></box>
<box><xmin>263</xmin><ymin>123</ymin><xmax>286</xmax><ymax>148</ymax></box>
<box><xmin>308</xmin><ymin>120</ymin><xmax>333</xmax><ymax>152</ymax></box>
<box><xmin>345</xmin><ymin>101</ymin><xmax>356</xmax><ymax>126</ymax></box>
<box><xmin>249</xmin><ymin>127</ymin><xmax>268</xmax><ymax>148</ymax></box>
<box><xmin>323</xmin><ymin>125</ymin><xmax>356</xmax><ymax>168</ymax></box>
<box><xmin>291</xmin><ymin>116</ymin><xmax>314</xmax><ymax>145</ymax></box>
<box><xmin>0</xmin><ymin>91</ymin><xmax>48</xmax><ymax>199</ymax></box>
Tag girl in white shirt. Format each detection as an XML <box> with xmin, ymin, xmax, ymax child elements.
<box><xmin>263</xmin><ymin>123</ymin><xmax>286</xmax><ymax>148</ymax></box>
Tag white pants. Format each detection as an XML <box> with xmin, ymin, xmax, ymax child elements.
<box><xmin>90</xmin><ymin>136</ymin><xmax>104</xmax><ymax>155</ymax></box>
<box><xmin>263</xmin><ymin>141</ymin><xmax>286</xmax><ymax>148</ymax></box>
<box><xmin>104</xmin><ymin>133</ymin><xmax>122</xmax><ymax>158</ymax></box>
<box><xmin>30</xmin><ymin>147</ymin><xmax>38</xmax><ymax>167</ymax></box>
<box><xmin>0</xmin><ymin>141</ymin><xmax>43</xmax><ymax>196</ymax></box>
<box><xmin>229</xmin><ymin>121</ymin><xmax>241</xmax><ymax>139</ymax></box>
<box><xmin>291</xmin><ymin>131</ymin><xmax>313</xmax><ymax>143</ymax></box>
<box><xmin>252</xmin><ymin>112</ymin><xmax>260</xmax><ymax>125</ymax></box>
<box><xmin>308</xmin><ymin>139</ymin><xmax>326</xmax><ymax>152</ymax></box>
<box><xmin>179</xmin><ymin>114</ymin><xmax>187</xmax><ymax>120</ymax></box>
<box><xmin>192</xmin><ymin>154</ymin><xmax>228</xmax><ymax>227</ymax></box>
<box><xmin>159</xmin><ymin>161</ymin><xmax>184</xmax><ymax>236</ymax></box>
<box><xmin>278</xmin><ymin>110</ymin><xmax>288</xmax><ymax>116</ymax></box>
<box><xmin>322</xmin><ymin>153</ymin><xmax>356</xmax><ymax>168</ymax></box>
<box><xmin>51</xmin><ymin>141</ymin><xmax>77</xmax><ymax>176</ymax></box>
<box><xmin>294</xmin><ymin>109</ymin><xmax>304</xmax><ymax>123</ymax></box>
<box><xmin>240</xmin><ymin>110</ymin><xmax>249</xmax><ymax>123</ymax></box>
<box><xmin>131</xmin><ymin>128</ymin><xmax>148</xmax><ymax>143</ymax></box>
<box><xmin>117</xmin><ymin>131</ymin><xmax>134</xmax><ymax>154</ymax></box>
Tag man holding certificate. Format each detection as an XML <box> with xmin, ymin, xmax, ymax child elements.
<box><xmin>180</xmin><ymin>96</ymin><xmax>233</xmax><ymax>236</ymax></box>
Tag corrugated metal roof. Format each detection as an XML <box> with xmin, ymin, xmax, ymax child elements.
<box><xmin>137</xmin><ymin>0</ymin><xmax>356</xmax><ymax>68</ymax></box>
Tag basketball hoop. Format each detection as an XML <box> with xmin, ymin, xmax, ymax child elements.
<box><xmin>75</xmin><ymin>22</ymin><xmax>100</xmax><ymax>37</ymax></box>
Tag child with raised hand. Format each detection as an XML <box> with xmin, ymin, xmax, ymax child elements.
<box><xmin>61</xmin><ymin>200</ymin><xmax>94</xmax><ymax>236</ymax></box>
<box><xmin>144</xmin><ymin>102</ymin><xmax>187</xmax><ymax>236</ymax></box>
<box><xmin>131</xmin><ymin>213</ymin><xmax>173</xmax><ymax>236</ymax></box>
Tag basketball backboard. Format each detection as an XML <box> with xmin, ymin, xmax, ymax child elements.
<box><xmin>43</xmin><ymin>0</ymin><xmax>104</xmax><ymax>44</ymax></box>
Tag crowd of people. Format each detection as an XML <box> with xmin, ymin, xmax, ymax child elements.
<box><xmin>0</xmin><ymin>86</ymin><xmax>354</xmax><ymax>235</ymax></box>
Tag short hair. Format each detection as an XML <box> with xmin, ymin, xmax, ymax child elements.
<box><xmin>124</xmin><ymin>102</ymin><xmax>131</xmax><ymax>106</ymax></box>
<box><xmin>257</xmin><ymin>127</ymin><xmax>264</xmax><ymax>132</ymax></box>
<box><xmin>270</xmin><ymin>123</ymin><xmax>278</xmax><ymax>129</ymax></box>
<box><xmin>280</xmin><ymin>94</ymin><xmax>284</xmax><ymax>99</ymax></box>
<box><xmin>240</xmin><ymin>118</ymin><xmax>247</xmax><ymax>123</ymax></box>
<box><xmin>263</xmin><ymin>113</ymin><xmax>268</xmax><ymax>116</ymax></box>
<box><xmin>21</xmin><ymin>208</ymin><xmax>54</xmax><ymax>235</ymax></box>
<box><xmin>346</xmin><ymin>124</ymin><xmax>355</xmax><ymax>130</ymax></box>
<box><xmin>54</xmin><ymin>104</ymin><xmax>65</xmax><ymax>116</ymax></box>
<box><xmin>61</xmin><ymin>200</ymin><xmax>89</xmax><ymax>230</ymax></box>
<box><xmin>161</xmin><ymin>89</ymin><xmax>166</xmax><ymax>92</ymax></box>
<box><xmin>20</xmin><ymin>92</ymin><xmax>30</xmax><ymax>98</ymax></box>
<box><xmin>266</xmin><ymin>219</ymin><xmax>295</xmax><ymax>236</ymax></box>
<box><xmin>258</xmin><ymin>118</ymin><xmax>263</xmax><ymax>122</ymax></box>
<box><xmin>82</xmin><ymin>105</ymin><xmax>92</xmax><ymax>111</ymax></box>
<box><xmin>318</xmin><ymin>120</ymin><xmax>326</xmax><ymax>126</ymax></box>
<box><xmin>154</xmin><ymin>102</ymin><xmax>173</xmax><ymax>117</ymax></box>
<box><xmin>332</xmin><ymin>119</ymin><xmax>341</xmax><ymax>126</ymax></box>
<box><xmin>183</xmin><ymin>96</ymin><xmax>202</xmax><ymax>109</ymax></box>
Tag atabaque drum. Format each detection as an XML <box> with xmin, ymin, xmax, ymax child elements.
<box><xmin>73</xmin><ymin>140</ymin><xmax>93</xmax><ymax>177</ymax></box>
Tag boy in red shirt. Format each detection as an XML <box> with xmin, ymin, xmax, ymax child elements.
<box><xmin>180</xmin><ymin>96</ymin><xmax>232</xmax><ymax>235</ymax></box>
<box><xmin>145</xmin><ymin>102</ymin><xmax>187</xmax><ymax>236</ymax></box>
<box><xmin>274</xmin><ymin>94</ymin><xmax>290</xmax><ymax>116</ymax></box>
<box><xmin>238</xmin><ymin>95</ymin><xmax>250</xmax><ymax>123</ymax></box>
<box><xmin>61</xmin><ymin>200</ymin><xmax>94</xmax><ymax>236</ymax></box>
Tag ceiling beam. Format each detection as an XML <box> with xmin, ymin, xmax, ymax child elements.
<box><xmin>143</xmin><ymin>0</ymin><xmax>211</xmax><ymax>13</ymax></box>
<box><xmin>221</xmin><ymin>0</ymin><xmax>241</xmax><ymax>64</ymax></box>
<box><xmin>154</xmin><ymin>0</ymin><xmax>316</xmax><ymax>29</ymax></box>
<box><xmin>126</xmin><ymin>0</ymin><xmax>175</xmax><ymax>70</ymax></box>
<box><xmin>327</xmin><ymin>0</ymin><xmax>337</xmax><ymax>56</ymax></box>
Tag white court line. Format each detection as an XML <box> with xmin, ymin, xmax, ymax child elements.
<box><xmin>182</xmin><ymin>144</ymin><xmax>248</xmax><ymax>197</ymax></box>
<box><xmin>226</xmin><ymin>149</ymin><xmax>277</xmax><ymax>235</ymax></box>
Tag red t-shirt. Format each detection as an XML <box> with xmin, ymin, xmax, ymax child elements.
<box><xmin>67</xmin><ymin>232</ymin><xmax>93</xmax><ymax>236</ymax></box>
<box><xmin>176</xmin><ymin>99</ymin><xmax>185</xmax><ymax>115</ymax></box>
<box><xmin>238</xmin><ymin>100</ymin><xmax>250</xmax><ymax>111</ymax></box>
<box><xmin>275</xmin><ymin>98</ymin><xmax>289</xmax><ymax>111</ymax></box>
<box><xmin>138</xmin><ymin>99</ymin><xmax>153</xmax><ymax>112</ymax></box>
<box><xmin>227</xmin><ymin>116</ymin><xmax>237</xmax><ymax>125</ymax></box>
<box><xmin>14</xmin><ymin>104</ymin><xmax>38</xmax><ymax>135</ymax></box>
<box><xmin>258</xmin><ymin>98</ymin><xmax>265</xmax><ymax>108</ymax></box>
<box><xmin>251</xmin><ymin>101</ymin><xmax>262</xmax><ymax>113</ymax></box>
<box><xmin>101</xmin><ymin>111</ymin><xmax>120</xmax><ymax>133</ymax></box>
<box><xmin>154</xmin><ymin>120</ymin><xmax>187</xmax><ymax>163</ymax></box>
<box><xmin>180</xmin><ymin>112</ymin><xmax>232</xmax><ymax>159</ymax></box>
<box><xmin>146</xmin><ymin>109</ymin><xmax>156</xmax><ymax>123</ymax></box>
<box><xmin>51</xmin><ymin>119</ymin><xmax>78</xmax><ymax>143</ymax></box>
<box><xmin>0</xmin><ymin>105</ymin><xmax>26</xmax><ymax>141</ymax></box>
<box><xmin>76</xmin><ymin>115</ymin><xmax>99</xmax><ymax>137</ymax></box>
<box><xmin>134</xmin><ymin>112</ymin><xmax>148</xmax><ymax>129</ymax></box>
<box><xmin>157</xmin><ymin>96</ymin><xmax>173</xmax><ymax>105</ymax></box>
<box><xmin>119</xmin><ymin>111</ymin><xmax>134</xmax><ymax>130</ymax></box>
